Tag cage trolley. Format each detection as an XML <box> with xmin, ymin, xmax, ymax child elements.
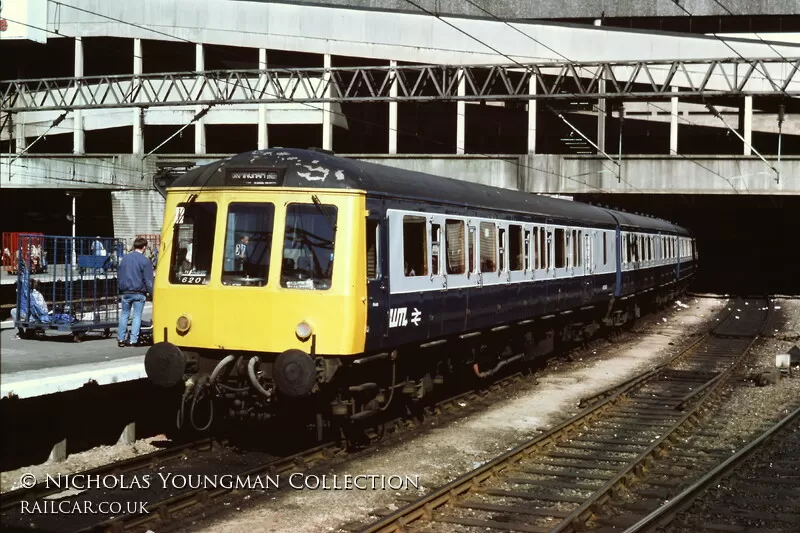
<box><xmin>13</xmin><ymin>234</ymin><xmax>127</xmax><ymax>342</ymax></box>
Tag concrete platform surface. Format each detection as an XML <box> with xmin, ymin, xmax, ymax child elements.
<box><xmin>1</xmin><ymin>355</ymin><xmax>146</xmax><ymax>399</ymax></box>
<box><xmin>1</xmin><ymin>305</ymin><xmax>153</xmax><ymax>398</ymax></box>
<box><xmin>1</xmin><ymin>265</ymin><xmax>116</xmax><ymax>285</ymax></box>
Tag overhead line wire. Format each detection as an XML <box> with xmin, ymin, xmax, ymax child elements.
<box><xmin>404</xmin><ymin>0</ymin><xmax>718</xmax><ymax>194</ymax></box>
<box><xmin>667</xmin><ymin>0</ymin><xmax>788</xmax><ymax>183</ymax></box>
<box><xmin>12</xmin><ymin>2</ymin><xmax>772</xmax><ymax>194</ymax></box>
<box><xmin>711</xmin><ymin>0</ymin><xmax>795</xmax><ymax>63</ymax></box>
<box><xmin>666</xmin><ymin>0</ymin><xmax>795</xmax><ymax>99</ymax></box>
<box><xmin>50</xmin><ymin>0</ymin><xmax>605</xmax><ymax>191</ymax></box>
<box><xmin>12</xmin><ymin>4</ymin><xmax>611</xmax><ymax>212</ymax></box>
<box><xmin>450</xmin><ymin>0</ymin><xmax>751</xmax><ymax>194</ymax></box>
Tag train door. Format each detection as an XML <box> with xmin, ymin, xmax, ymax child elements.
<box><xmin>364</xmin><ymin>198</ymin><xmax>388</xmax><ymax>351</ymax></box>
<box><xmin>463</xmin><ymin>223</ymin><xmax>480</xmax><ymax>330</ymax></box>
<box><xmin>544</xmin><ymin>219</ymin><xmax>555</xmax><ymax>312</ymax></box>
<box><xmin>582</xmin><ymin>231</ymin><xmax>594</xmax><ymax>303</ymax></box>
<box><xmin>427</xmin><ymin>217</ymin><xmax>445</xmax><ymax>338</ymax></box>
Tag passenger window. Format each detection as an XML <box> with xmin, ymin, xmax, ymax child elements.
<box><xmin>533</xmin><ymin>227</ymin><xmax>540</xmax><ymax>269</ymax></box>
<box><xmin>602</xmin><ymin>232</ymin><xmax>608</xmax><ymax>265</ymax></box>
<box><xmin>626</xmin><ymin>234</ymin><xmax>632</xmax><ymax>264</ymax></box>
<box><xmin>555</xmin><ymin>228</ymin><xmax>566</xmax><ymax>269</ymax></box>
<box><xmin>576</xmin><ymin>230</ymin><xmax>583</xmax><ymax>267</ymax></box>
<box><xmin>281</xmin><ymin>203</ymin><xmax>337</xmax><ymax>290</ymax></box>
<box><xmin>222</xmin><ymin>202</ymin><xmax>275</xmax><ymax>287</ymax></box>
<box><xmin>468</xmin><ymin>226</ymin><xmax>476</xmax><ymax>273</ymax></box>
<box><xmin>479</xmin><ymin>222</ymin><xmax>496</xmax><ymax>272</ymax></box>
<box><xmin>431</xmin><ymin>223</ymin><xmax>441</xmax><ymax>275</ymax></box>
<box><xmin>366</xmin><ymin>219</ymin><xmax>379</xmax><ymax>279</ymax></box>
<box><xmin>445</xmin><ymin>219</ymin><xmax>465</xmax><ymax>275</ymax></box>
<box><xmin>170</xmin><ymin>202</ymin><xmax>217</xmax><ymax>285</ymax></box>
<box><xmin>402</xmin><ymin>215</ymin><xmax>427</xmax><ymax>277</ymax></box>
<box><xmin>571</xmin><ymin>230</ymin><xmax>577</xmax><ymax>268</ymax></box>
<box><xmin>509</xmin><ymin>225</ymin><xmax>523</xmax><ymax>271</ymax></box>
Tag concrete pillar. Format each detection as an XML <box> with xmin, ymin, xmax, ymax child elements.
<box><xmin>195</xmin><ymin>44</ymin><xmax>206</xmax><ymax>154</ymax></box>
<box><xmin>15</xmin><ymin>122</ymin><xmax>26</xmax><ymax>154</ymax></box>
<box><xmin>670</xmin><ymin>87</ymin><xmax>679</xmax><ymax>154</ymax></box>
<box><xmin>73</xmin><ymin>37</ymin><xmax>85</xmax><ymax>155</ymax></box>
<box><xmin>322</xmin><ymin>54</ymin><xmax>333</xmax><ymax>151</ymax></box>
<box><xmin>743</xmin><ymin>96</ymin><xmax>753</xmax><ymax>155</ymax></box>
<box><xmin>594</xmin><ymin>19</ymin><xmax>606</xmax><ymax>153</ymax></box>
<box><xmin>528</xmin><ymin>75</ymin><xmax>537</xmax><ymax>154</ymax></box>
<box><xmin>257</xmin><ymin>49</ymin><xmax>269</xmax><ymax>150</ymax></box>
<box><xmin>456</xmin><ymin>69</ymin><xmax>465</xmax><ymax>154</ymax></box>
<box><xmin>389</xmin><ymin>60</ymin><xmax>398</xmax><ymax>154</ymax></box>
<box><xmin>132</xmin><ymin>39</ymin><xmax>143</xmax><ymax>155</ymax></box>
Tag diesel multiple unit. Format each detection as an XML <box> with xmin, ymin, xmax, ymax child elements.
<box><xmin>144</xmin><ymin>148</ymin><xmax>697</xmax><ymax>432</ymax></box>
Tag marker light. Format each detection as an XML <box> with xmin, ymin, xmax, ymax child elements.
<box><xmin>296</xmin><ymin>321</ymin><xmax>313</xmax><ymax>341</ymax></box>
<box><xmin>176</xmin><ymin>314</ymin><xmax>191</xmax><ymax>335</ymax></box>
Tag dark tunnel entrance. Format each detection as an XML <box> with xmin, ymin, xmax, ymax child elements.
<box><xmin>575</xmin><ymin>194</ymin><xmax>799</xmax><ymax>296</ymax></box>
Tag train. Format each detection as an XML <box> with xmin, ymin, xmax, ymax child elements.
<box><xmin>144</xmin><ymin>148</ymin><xmax>697</xmax><ymax>435</ymax></box>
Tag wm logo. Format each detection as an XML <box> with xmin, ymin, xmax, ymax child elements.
<box><xmin>388</xmin><ymin>307</ymin><xmax>408</xmax><ymax>328</ymax></box>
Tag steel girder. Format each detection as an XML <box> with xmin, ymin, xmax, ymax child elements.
<box><xmin>2</xmin><ymin>57</ymin><xmax>799</xmax><ymax>113</ymax></box>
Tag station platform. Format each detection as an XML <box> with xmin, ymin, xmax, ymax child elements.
<box><xmin>1</xmin><ymin>265</ymin><xmax>115</xmax><ymax>285</ymax></box>
<box><xmin>0</xmin><ymin>303</ymin><xmax>152</xmax><ymax>399</ymax></box>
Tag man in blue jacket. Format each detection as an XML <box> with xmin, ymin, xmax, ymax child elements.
<box><xmin>117</xmin><ymin>237</ymin><xmax>154</xmax><ymax>347</ymax></box>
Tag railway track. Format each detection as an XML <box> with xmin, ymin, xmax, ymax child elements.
<box><xmin>0</xmin><ymin>361</ymin><xmax>538</xmax><ymax>532</ymax></box>
<box><xmin>623</xmin><ymin>402</ymin><xmax>800</xmax><ymax>533</ymax></box>
<box><xmin>0</xmin><ymin>297</ymin><xmax>725</xmax><ymax>532</ymax></box>
<box><xmin>355</xmin><ymin>297</ymin><xmax>771</xmax><ymax>533</ymax></box>
<box><xmin>0</xmin><ymin>437</ymin><xmax>218</xmax><ymax>512</ymax></box>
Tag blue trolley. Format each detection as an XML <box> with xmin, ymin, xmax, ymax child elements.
<box><xmin>12</xmin><ymin>235</ymin><xmax>127</xmax><ymax>342</ymax></box>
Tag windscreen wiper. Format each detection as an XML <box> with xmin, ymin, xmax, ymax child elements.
<box><xmin>311</xmin><ymin>194</ymin><xmax>338</xmax><ymax>232</ymax></box>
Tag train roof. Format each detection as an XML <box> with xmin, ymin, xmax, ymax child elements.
<box><xmin>606</xmin><ymin>210</ymin><xmax>691</xmax><ymax>236</ymax></box>
<box><xmin>170</xmin><ymin>149</ymin><xmax>685</xmax><ymax>233</ymax></box>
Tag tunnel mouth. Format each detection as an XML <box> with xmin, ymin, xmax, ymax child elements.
<box><xmin>577</xmin><ymin>194</ymin><xmax>800</xmax><ymax>297</ymax></box>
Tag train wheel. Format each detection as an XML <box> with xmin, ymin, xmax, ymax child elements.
<box><xmin>73</xmin><ymin>332</ymin><xmax>85</xmax><ymax>343</ymax></box>
<box><xmin>103</xmin><ymin>328</ymin><xmax>112</xmax><ymax>338</ymax></box>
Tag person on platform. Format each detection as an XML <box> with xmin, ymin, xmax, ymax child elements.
<box><xmin>92</xmin><ymin>236</ymin><xmax>106</xmax><ymax>256</ymax></box>
<box><xmin>117</xmin><ymin>237</ymin><xmax>154</xmax><ymax>347</ymax></box>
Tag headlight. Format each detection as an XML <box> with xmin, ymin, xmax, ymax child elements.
<box><xmin>296</xmin><ymin>321</ymin><xmax>313</xmax><ymax>341</ymax></box>
<box><xmin>176</xmin><ymin>314</ymin><xmax>191</xmax><ymax>335</ymax></box>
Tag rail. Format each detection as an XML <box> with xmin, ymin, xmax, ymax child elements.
<box><xmin>359</xmin><ymin>297</ymin><xmax>770</xmax><ymax>533</ymax></box>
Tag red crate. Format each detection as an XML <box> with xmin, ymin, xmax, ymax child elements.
<box><xmin>2</xmin><ymin>232</ymin><xmax>45</xmax><ymax>274</ymax></box>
